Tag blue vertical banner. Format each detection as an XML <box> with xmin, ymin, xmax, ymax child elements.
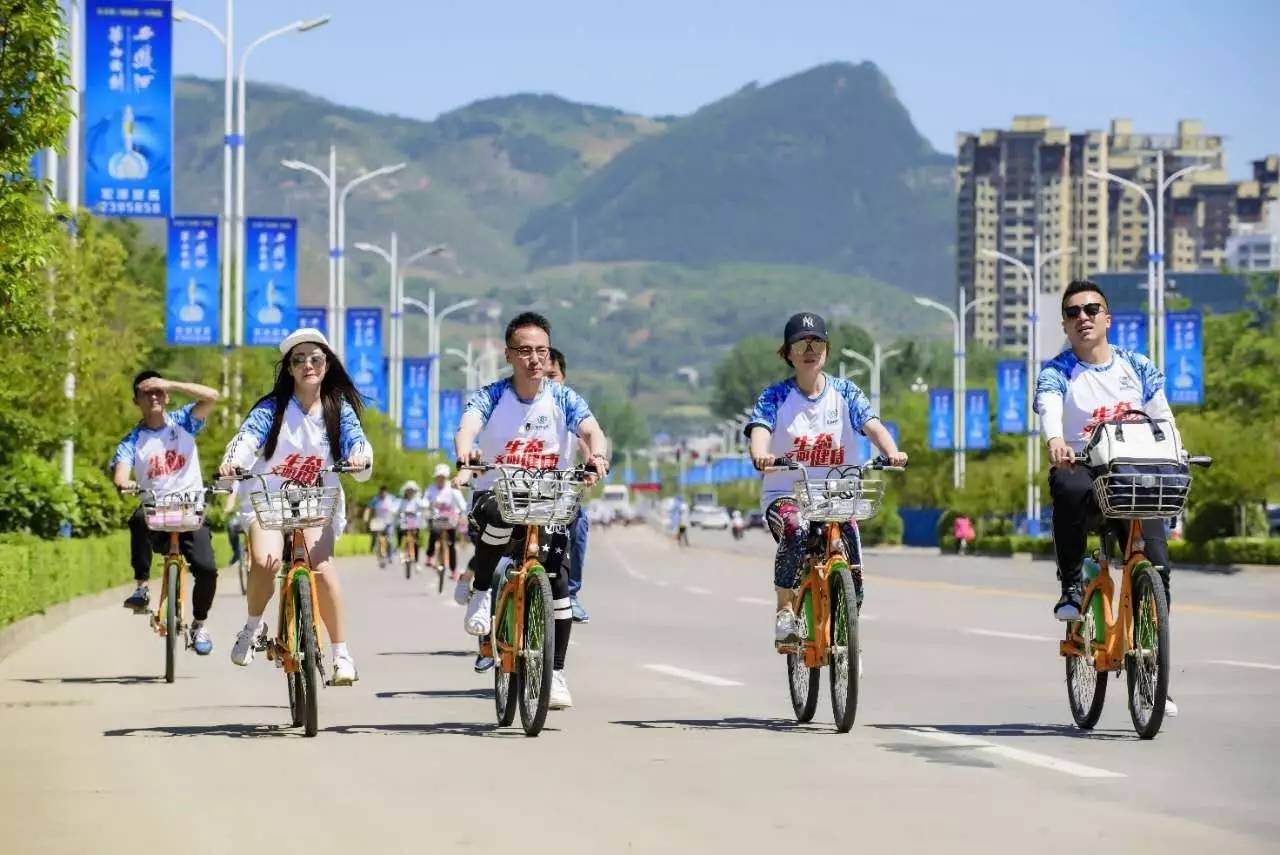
<box><xmin>245</xmin><ymin>217</ymin><xmax>297</xmax><ymax>346</ymax></box>
<box><xmin>345</xmin><ymin>307</ymin><xmax>386</xmax><ymax>412</ymax></box>
<box><xmin>402</xmin><ymin>358</ymin><xmax>431</xmax><ymax>450</ymax></box>
<box><xmin>996</xmin><ymin>361</ymin><xmax>1027</xmax><ymax>434</ymax></box>
<box><xmin>164</xmin><ymin>216</ymin><xmax>218</xmax><ymax>345</ymax></box>
<box><xmin>623</xmin><ymin>467</ymin><xmax>635</xmax><ymax>485</ymax></box>
<box><xmin>1109</xmin><ymin>312</ymin><xmax>1148</xmax><ymax>356</ymax></box>
<box><xmin>648</xmin><ymin>463</ymin><xmax>660</xmax><ymax>483</ymax></box>
<box><xmin>296</xmin><ymin>306</ymin><xmax>327</xmax><ymax>336</ymax></box>
<box><xmin>1165</xmin><ymin>311</ymin><xmax>1204</xmax><ymax>406</ymax></box>
<box><xmin>965</xmin><ymin>390</ymin><xmax>991</xmax><ymax>451</ymax></box>
<box><xmin>83</xmin><ymin>0</ymin><xmax>173</xmax><ymax>217</ymax></box>
<box><xmin>929</xmin><ymin>390</ymin><xmax>954</xmax><ymax>450</ymax></box>
<box><xmin>29</xmin><ymin>152</ymin><xmax>44</xmax><ymax>182</ymax></box>
<box><xmin>438</xmin><ymin>390</ymin><xmax>464</xmax><ymax>451</ymax></box>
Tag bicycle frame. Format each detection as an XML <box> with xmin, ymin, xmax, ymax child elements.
<box><xmin>480</xmin><ymin>524</ymin><xmax>543</xmax><ymax>673</ymax></box>
<box><xmin>150</xmin><ymin>531</ymin><xmax>187</xmax><ymax>638</ymax></box>
<box><xmin>786</xmin><ymin>522</ymin><xmax>849</xmax><ymax>669</ymax></box>
<box><xmin>1060</xmin><ymin>518</ymin><xmax>1146</xmax><ymax>672</ymax></box>
<box><xmin>269</xmin><ymin>526</ymin><xmax>326</xmax><ymax>675</ymax></box>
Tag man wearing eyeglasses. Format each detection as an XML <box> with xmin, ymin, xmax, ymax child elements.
<box><xmin>1035</xmin><ymin>281</ymin><xmax>1177</xmax><ymax>714</ymax></box>
<box><xmin>452</xmin><ymin>311</ymin><xmax>611</xmax><ymax>710</ymax></box>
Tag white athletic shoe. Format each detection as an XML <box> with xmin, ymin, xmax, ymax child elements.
<box><xmin>464</xmin><ymin>589</ymin><xmax>492</xmax><ymax>636</ymax></box>
<box><xmin>1165</xmin><ymin>696</ymin><xmax>1179</xmax><ymax>718</ymax></box>
<box><xmin>452</xmin><ymin>573</ymin><xmax>471</xmax><ymax>606</ymax></box>
<box><xmin>774</xmin><ymin>608</ymin><xmax>799</xmax><ymax>646</ymax></box>
<box><xmin>231</xmin><ymin>622</ymin><xmax>266</xmax><ymax>667</ymax></box>
<box><xmin>331</xmin><ymin>653</ymin><xmax>358</xmax><ymax>686</ymax></box>
<box><xmin>549</xmin><ymin>670</ymin><xmax>573</xmax><ymax>710</ymax></box>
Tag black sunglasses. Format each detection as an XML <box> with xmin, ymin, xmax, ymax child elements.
<box><xmin>1063</xmin><ymin>302</ymin><xmax>1105</xmax><ymax>320</ymax></box>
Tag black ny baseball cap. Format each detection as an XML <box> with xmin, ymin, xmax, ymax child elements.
<box><xmin>783</xmin><ymin>312</ymin><xmax>829</xmax><ymax>345</ymax></box>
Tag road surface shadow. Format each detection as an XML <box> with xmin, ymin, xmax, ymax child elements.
<box><xmin>17</xmin><ymin>675</ymin><xmax>175</xmax><ymax>685</ymax></box>
<box><xmin>611</xmin><ymin>717</ymin><xmax>829</xmax><ymax>735</ymax></box>
<box><xmin>325</xmin><ymin>722</ymin><xmax>557</xmax><ymax>738</ymax></box>
<box><xmin>872</xmin><ymin>723</ymin><xmax>1133</xmax><ymax>742</ymax></box>
<box><xmin>376</xmin><ymin>650</ymin><xmax>472</xmax><ymax>658</ymax></box>
<box><xmin>376</xmin><ymin>688</ymin><xmax>493</xmax><ymax>700</ymax></box>
<box><xmin>878</xmin><ymin>743</ymin><xmax>999</xmax><ymax>769</ymax></box>
<box><xmin>104</xmin><ymin>723</ymin><xmax>300</xmax><ymax>739</ymax></box>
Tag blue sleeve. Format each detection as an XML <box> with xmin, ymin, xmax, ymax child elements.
<box><xmin>1034</xmin><ymin>353</ymin><xmax>1072</xmax><ymax>408</ymax></box>
<box><xmin>111</xmin><ymin>427</ymin><xmax>140</xmax><ymax>470</ymax></box>
<box><xmin>173</xmin><ymin>402</ymin><xmax>205</xmax><ymax>436</ymax></box>
<box><xmin>833</xmin><ymin>377</ymin><xmax>876</xmax><ymax>434</ymax></box>
<box><xmin>1121</xmin><ymin>349</ymin><xmax>1165</xmax><ymax>404</ymax></box>
<box><xmin>745</xmin><ymin>381</ymin><xmax>789</xmax><ymax>436</ymax></box>
<box><xmin>222</xmin><ymin>399</ymin><xmax>275</xmax><ymax>467</ymax></box>
<box><xmin>464</xmin><ymin>380</ymin><xmax>507</xmax><ymax>426</ymax></box>
<box><xmin>554</xmin><ymin>383</ymin><xmax>594</xmax><ymax>434</ymax></box>
<box><xmin>337</xmin><ymin>400</ymin><xmax>370</xmax><ymax>460</ymax></box>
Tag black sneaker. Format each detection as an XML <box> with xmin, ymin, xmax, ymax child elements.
<box><xmin>1054</xmin><ymin>587</ymin><xmax>1083</xmax><ymax>622</ymax></box>
<box><xmin>474</xmin><ymin>654</ymin><xmax>495</xmax><ymax>674</ymax></box>
<box><xmin>123</xmin><ymin>585</ymin><xmax>150</xmax><ymax>613</ymax></box>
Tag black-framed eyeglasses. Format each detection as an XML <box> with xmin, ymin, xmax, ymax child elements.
<box><xmin>508</xmin><ymin>345</ymin><xmax>551</xmax><ymax>359</ymax></box>
<box><xmin>290</xmin><ymin>353</ymin><xmax>327</xmax><ymax>368</ymax></box>
<box><xmin>1063</xmin><ymin>303</ymin><xmax>1104</xmax><ymax>320</ymax></box>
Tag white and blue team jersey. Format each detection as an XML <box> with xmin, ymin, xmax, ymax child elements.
<box><xmin>1034</xmin><ymin>347</ymin><xmax>1174</xmax><ymax>452</ymax></box>
<box><xmin>111</xmin><ymin>403</ymin><xmax>207</xmax><ymax>499</ymax></box>
<box><xmin>222</xmin><ymin>396</ymin><xmax>373</xmax><ymax>535</ymax></box>
<box><xmin>746</xmin><ymin>374</ymin><xmax>878</xmax><ymax>509</ymax></box>
<box><xmin>464</xmin><ymin>378</ymin><xmax>593</xmax><ymax>491</ymax></box>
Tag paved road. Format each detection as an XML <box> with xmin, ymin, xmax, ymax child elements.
<box><xmin>2</xmin><ymin>524</ymin><xmax>1277</xmax><ymax>854</ymax></box>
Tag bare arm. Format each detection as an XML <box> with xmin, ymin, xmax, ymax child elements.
<box><xmin>154</xmin><ymin>378</ymin><xmax>219</xmax><ymax>422</ymax></box>
<box><xmin>112</xmin><ymin>461</ymin><xmax>134</xmax><ymax>490</ymax></box>
<box><xmin>864</xmin><ymin>420</ymin><xmax>908</xmax><ymax>466</ymax></box>
<box><xmin>451</xmin><ymin>411</ymin><xmax>484</xmax><ymax>487</ymax></box>
<box><xmin>748</xmin><ymin>425</ymin><xmax>772</xmax><ymax>470</ymax></box>
<box><xmin>577</xmin><ymin>416</ymin><xmax>610</xmax><ymax>472</ymax></box>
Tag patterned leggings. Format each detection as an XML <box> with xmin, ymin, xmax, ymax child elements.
<box><xmin>766</xmin><ymin>497</ymin><xmax>864</xmax><ymax>605</ymax></box>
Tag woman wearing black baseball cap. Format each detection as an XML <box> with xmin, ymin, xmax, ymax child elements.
<box><xmin>744</xmin><ymin>312</ymin><xmax>908</xmax><ymax>648</ymax></box>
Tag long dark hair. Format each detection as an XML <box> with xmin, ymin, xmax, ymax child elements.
<box><xmin>255</xmin><ymin>343</ymin><xmax>364</xmax><ymax>461</ymax></box>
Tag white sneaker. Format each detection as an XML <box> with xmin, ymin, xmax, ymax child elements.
<box><xmin>549</xmin><ymin>670</ymin><xmax>573</xmax><ymax>710</ymax></box>
<box><xmin>231</xmin><ymin>622</ymin><xmax>266</xmax><ymax>666</ymax></box>
<box><xmin>331</xmin><ymin>653</ymin><xmax>358</xmax><ymax>686</ymax></box>
<box><xmin>774</xmin><ymin>608</ymin><xmax>799</xmax><ymax>645</ymax></box>
<box><xmin>452</xmin><ymin>573</ymin><xmax>471</xmax><ymax>606</ymax></box>
<box><xmin>1165</xmin><ymin>696</ymin><xmax>1178</xmax><ymax>718</ymax></box>
<box><xmin>464</xmin><ymin>589</ymin><xmax>492</xmax><ymax>636</ymax></box>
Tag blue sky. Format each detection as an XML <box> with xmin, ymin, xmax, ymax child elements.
<box><xmin>170</xmin><ymin>0</ymin><xmax>1278</xmax><ymax>177</ymax></box>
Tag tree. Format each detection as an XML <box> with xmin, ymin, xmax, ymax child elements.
<box><xmin>590</xmin><ymin>393</ymin><xmax>648</xmax><ymax>455</ymax></box>
<box><xmin>711</xmin><ymin>335</ymin><xmax>786</xmax><ymax>418</ymax></box>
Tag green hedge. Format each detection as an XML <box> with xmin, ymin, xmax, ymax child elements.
<box><xmin>940</xmin><ymin>534</ymin><xmax>1280</xmax><ymax>565</ymax></box>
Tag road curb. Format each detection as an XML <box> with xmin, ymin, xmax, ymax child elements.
<box><xmin>0</xmin><ymin>579</ymin><xmax>138</xmax><ymax>664</ymax></box>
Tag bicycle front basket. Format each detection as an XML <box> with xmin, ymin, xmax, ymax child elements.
<box><xmin>249</xmin><ymin>486</ymin><xmax>341</xmax><ymax>530</ymax></box>
<box><xmin>492</xmin><ymin>468</ymin><xmax>587</xmax><ymax>526</ymax></box>
<box><xmin>142</xmin><ymin>491</ymin><xmax>207</xmax><ymax>532</ymax></box>
<box><xmin>793</xmin><ymin>475</ymin><xmax>885</xmax><ymax>523</ymax></box>
<box><xmin>1091</xmin><ymin>462</ymin><xmax>1191</xmax><ymax>519</ymax></box>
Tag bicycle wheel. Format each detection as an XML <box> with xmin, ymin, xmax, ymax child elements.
<box><xmin>164</xmin><ymin>562</ymin><xmax>178</xmax><ymax>684</ymax></box>
<box><xmin>1065</xmin><ymin>589</ymin><xmax>1108</xmax><ymax>729</ymax></box>
<box><xmin>436</xmin><ymin>545</ymin><xmax>446</xmax><ymax>594</ymax></box>
<box><xmin>493</xmin><ymin>584</ymin><xmax>518</xmax><ymax>727</ymax></box>
<box><xmin>786</xmin><ymin>588</ymin><xmax>819</xmax><ymax>723</ymax></box>
<box><xmin>237</xmin><ymin>535</ymin><xmax>248</xmax><ymax>595</ymax></box>
<box><xmin>517</xmin><ymin>570</ymin><xmax>555</xmax><ymax>737</ymax></box>
<box><xmin>1127</xmin><ymin>563</ymin><xmax>1170</xmax><ymax>740</ymax></box>
<box><xmin>294</xmin><ymin>574</ymin><xmax>321</xmax><ymax>737</ymax></box>
<box><xmin>829</xmin><ymin>567</ymin><xmax>860</xmax><ymax>732</ymax></box>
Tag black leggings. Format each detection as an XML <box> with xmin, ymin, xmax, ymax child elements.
<box><xmin>128</xmin><ymin>507</ymin><xmax>219</xmax><ymax>621</ymax></box>
<box><xmin>469</xmin><ymin>491</ymin><xmax>573</xmax><ymax>670</ymax></box>
<box><xmin>427</xmin><ymin>528</ymin><xmax>459</xmax><ymax>570</ymax></box>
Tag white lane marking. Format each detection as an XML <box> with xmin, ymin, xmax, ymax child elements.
<box><xmin>965</xmin><ymin>628</ymin><xmax>1055</xmax><ymax>642</ymax></box>
<box><xmin>1209</xmin><ymin>659</ymin><xmax>1280</xmax><ymax>671</ymax></box>
<box><xmin>890</xmin><ymin>727</ymin><xmax>1126</xmax><ymax>779</ymax></box>
<box><xmin>605</xmin><ymin>541</ymin><xmax>649</xmax><ymax>582</ymax></box>
<box><xmin>685</xmin><ymin>586</ymin><xmax>711</xmax><ymax>596</ymax></box>
<box><xmin>736</xmin><ymin>596</ymin><xmax>773</xmax><ymax>606</ymax></box>
<box><xmin>643</xmin><ymin>664</ymin><xmax>743</xmax><ymax>687</ymax></box>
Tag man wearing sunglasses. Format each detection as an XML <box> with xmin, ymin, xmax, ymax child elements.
<box><xmin>1034</xmin><ymin>280</ymin><xmax>1178</xmax><ymax>714</ymax></box>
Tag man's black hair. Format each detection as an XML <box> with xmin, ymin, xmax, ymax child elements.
<box><xmin>378</xmin><ymin>484</ymin><xmax>388</xmax><ymax>492</ymax></box>
<box><xmin>548</xmin><ymin>346</ymin><xmax>566</xmax><ymax>375</ymax></box>
<box><xmin>132</xmin><ymin>370</ymin><xmax>162</xmax><ymax>395</ymax></box>
<box><xmin>504</xmin><ymin>311</ymin><xmax>551</xmax><ymax>345</ymax></box>
<box><xmin>1061</xmin><ymin>279</ymin><xmax>1109</xmax><ymax>314</ymax></box>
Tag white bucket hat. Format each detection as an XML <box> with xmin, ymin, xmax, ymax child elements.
<box><xmin>279</xmin><ymin>327</ymin><xmax>331</xmax><ymax>356</ymax></box>
<box><xmin>401</xmin><ymin>480</ymin><xmax>421</xmax><ymax>495</ymax></box>
<box><xmin>433</xmin><ymin>463</ymin><xmax>451</xmax><ymax>479</ymax></box>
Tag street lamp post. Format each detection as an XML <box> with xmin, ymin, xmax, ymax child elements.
<box><xmin>914</xmin><ymin>291</ymin><xmax>997</xmax><ymax>490</ymax></box>
<box><xmin>981</xmin><ymin>237</ymin><xmax>1072</xmax><ymax>535</ymax></box>
<box><xmin>1088</xmin><ymin>151</ymin><xmax>1209</xmax><ymax>373</ymax></box>
<box><xmin>446</xmin><ymin>345</ymin><xmax>476</xmax><ymax>391</ymax></box>
<box><xmin>840</xmin><ymin>343</ymin><xmax>902</xmax><ymax>414</ymax></box>
<box><xmin>401</xmin><ymin>284</ymin><xmax>476</xmax><ymax>450</ymax></box>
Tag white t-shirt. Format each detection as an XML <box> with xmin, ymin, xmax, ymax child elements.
<box><xmin>745</xmin><ymin>374</ymin><xmax>878</xmax><ymax>510</ymax></box>
<box><xmin>426</xmin><ymin>483</ymin><xmax>467</xmax><ymax>527</ymax></box>
<box><xmin>463</xmin><ymin>378</ymin><xmax>593</xmax><ymax>491</ymax></box>
<box><xmin>222</xmin><ymin>395</ymin><xmax>373</xmax><ymax>535</ymax></box>
<box><xmin>398</xmin><ymin>496</ymin><xmax>426</xmax><ymax>529</ymax></box>
<box><xmin>112</xmin><ymin>404</ymin><xmax>207</xmax><ymax>502</ymax></box>
<box><xmin>1035</xmin><ymin>347</ymin><xmax>1174</xmax><ymax>452</ymax></box>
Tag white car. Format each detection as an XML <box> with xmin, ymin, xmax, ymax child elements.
<box><xmin>690</xmin><ymin>505</ymin><xmax>731</xmax><ymax>529</ymax></box>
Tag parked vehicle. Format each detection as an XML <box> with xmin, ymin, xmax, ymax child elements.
<box><xmin>691</xmin><ymin>505</ymin><xmax>731</xmax><ymax>529</ymax></box>
<box><xmin>746</xmin><ymin>510</ymin><xmax>766</xmax><ymax>530</ymax></box>
<box><xmin>600</xmin><ymin>484</ymin><xmax>637</xmax><ymax>525</ymax></box>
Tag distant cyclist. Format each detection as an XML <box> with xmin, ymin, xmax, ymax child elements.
<box><xmin>427</xmin><ymin>463</ymin><xmax>467</xmax><ymax>578</ymax></box>
<box><xmin>745</xmin><ymin>312</ymin><xmax>906</xmax><ymax>648</ymax></box>
<box><xmin>398</xmin><ymin>481</ymin><xmax>425</xmax><ymax>568</ymax></box>
<box><xmin>111</xmin><ymin>371</ymin><xmax>221</xmax><ymax>655</ymax></box>
<box><xmin>363</xmin><ymin>485</ymin><xmax>397</xmax><ymax>567</ymax></box>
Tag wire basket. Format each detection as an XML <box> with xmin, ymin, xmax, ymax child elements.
<box><xmin>399</xmin><ymin>511</ymin><xmax>423</xmax><ymax>531</ymax></box>
<box><xmin>429</xmin><ymin>512</ymin><xmax>458</xmax><ymax>531</ymax></box>
<box><xmin>141</xmin><ymin>491</ymin><xmax>207</xmax><ymax>532</ymax></box>
<box><xmin>249</xmin><ymin>485</ymin><xmax>341</xmax><ymax>530</ymax></box>
<box><xmin>793</xmin><ymin>475</ymin><xmax>885</xmax><ymax>523</ymax></box>
<box><xmin>492</xmin><ymin>468</ymin><xmax>588</xmax><ymax>526</ymax></box>
<box><xmin>1091</xmin><ymin>465</ymin><xmax>1191</xmax><ymax>519</ymax></box>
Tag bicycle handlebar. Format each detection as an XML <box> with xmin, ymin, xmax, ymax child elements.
<box><xmin>458</xmin><ymin>460</ymin><xmax>603</xmax><ymax>477</ymax></box>
<box><xmin>759</xmin><ymin>455</ymin><xmax>906</xmax><ymax>474</ymax></box>
<box><xmin>1070</xmin><ymin>452</ymin><xmax>1213</xmax><ymax>469</ymax></box>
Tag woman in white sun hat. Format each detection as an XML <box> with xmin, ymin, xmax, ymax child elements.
<box><xmin>218</xmin><ymin>328</ymin><xmax>373</xmax><ymax>685</ymax></box>
<box><xmin>426</xmin><ymin>462</ymin><xmax>468</xmax><ymax>582</ymax></box>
